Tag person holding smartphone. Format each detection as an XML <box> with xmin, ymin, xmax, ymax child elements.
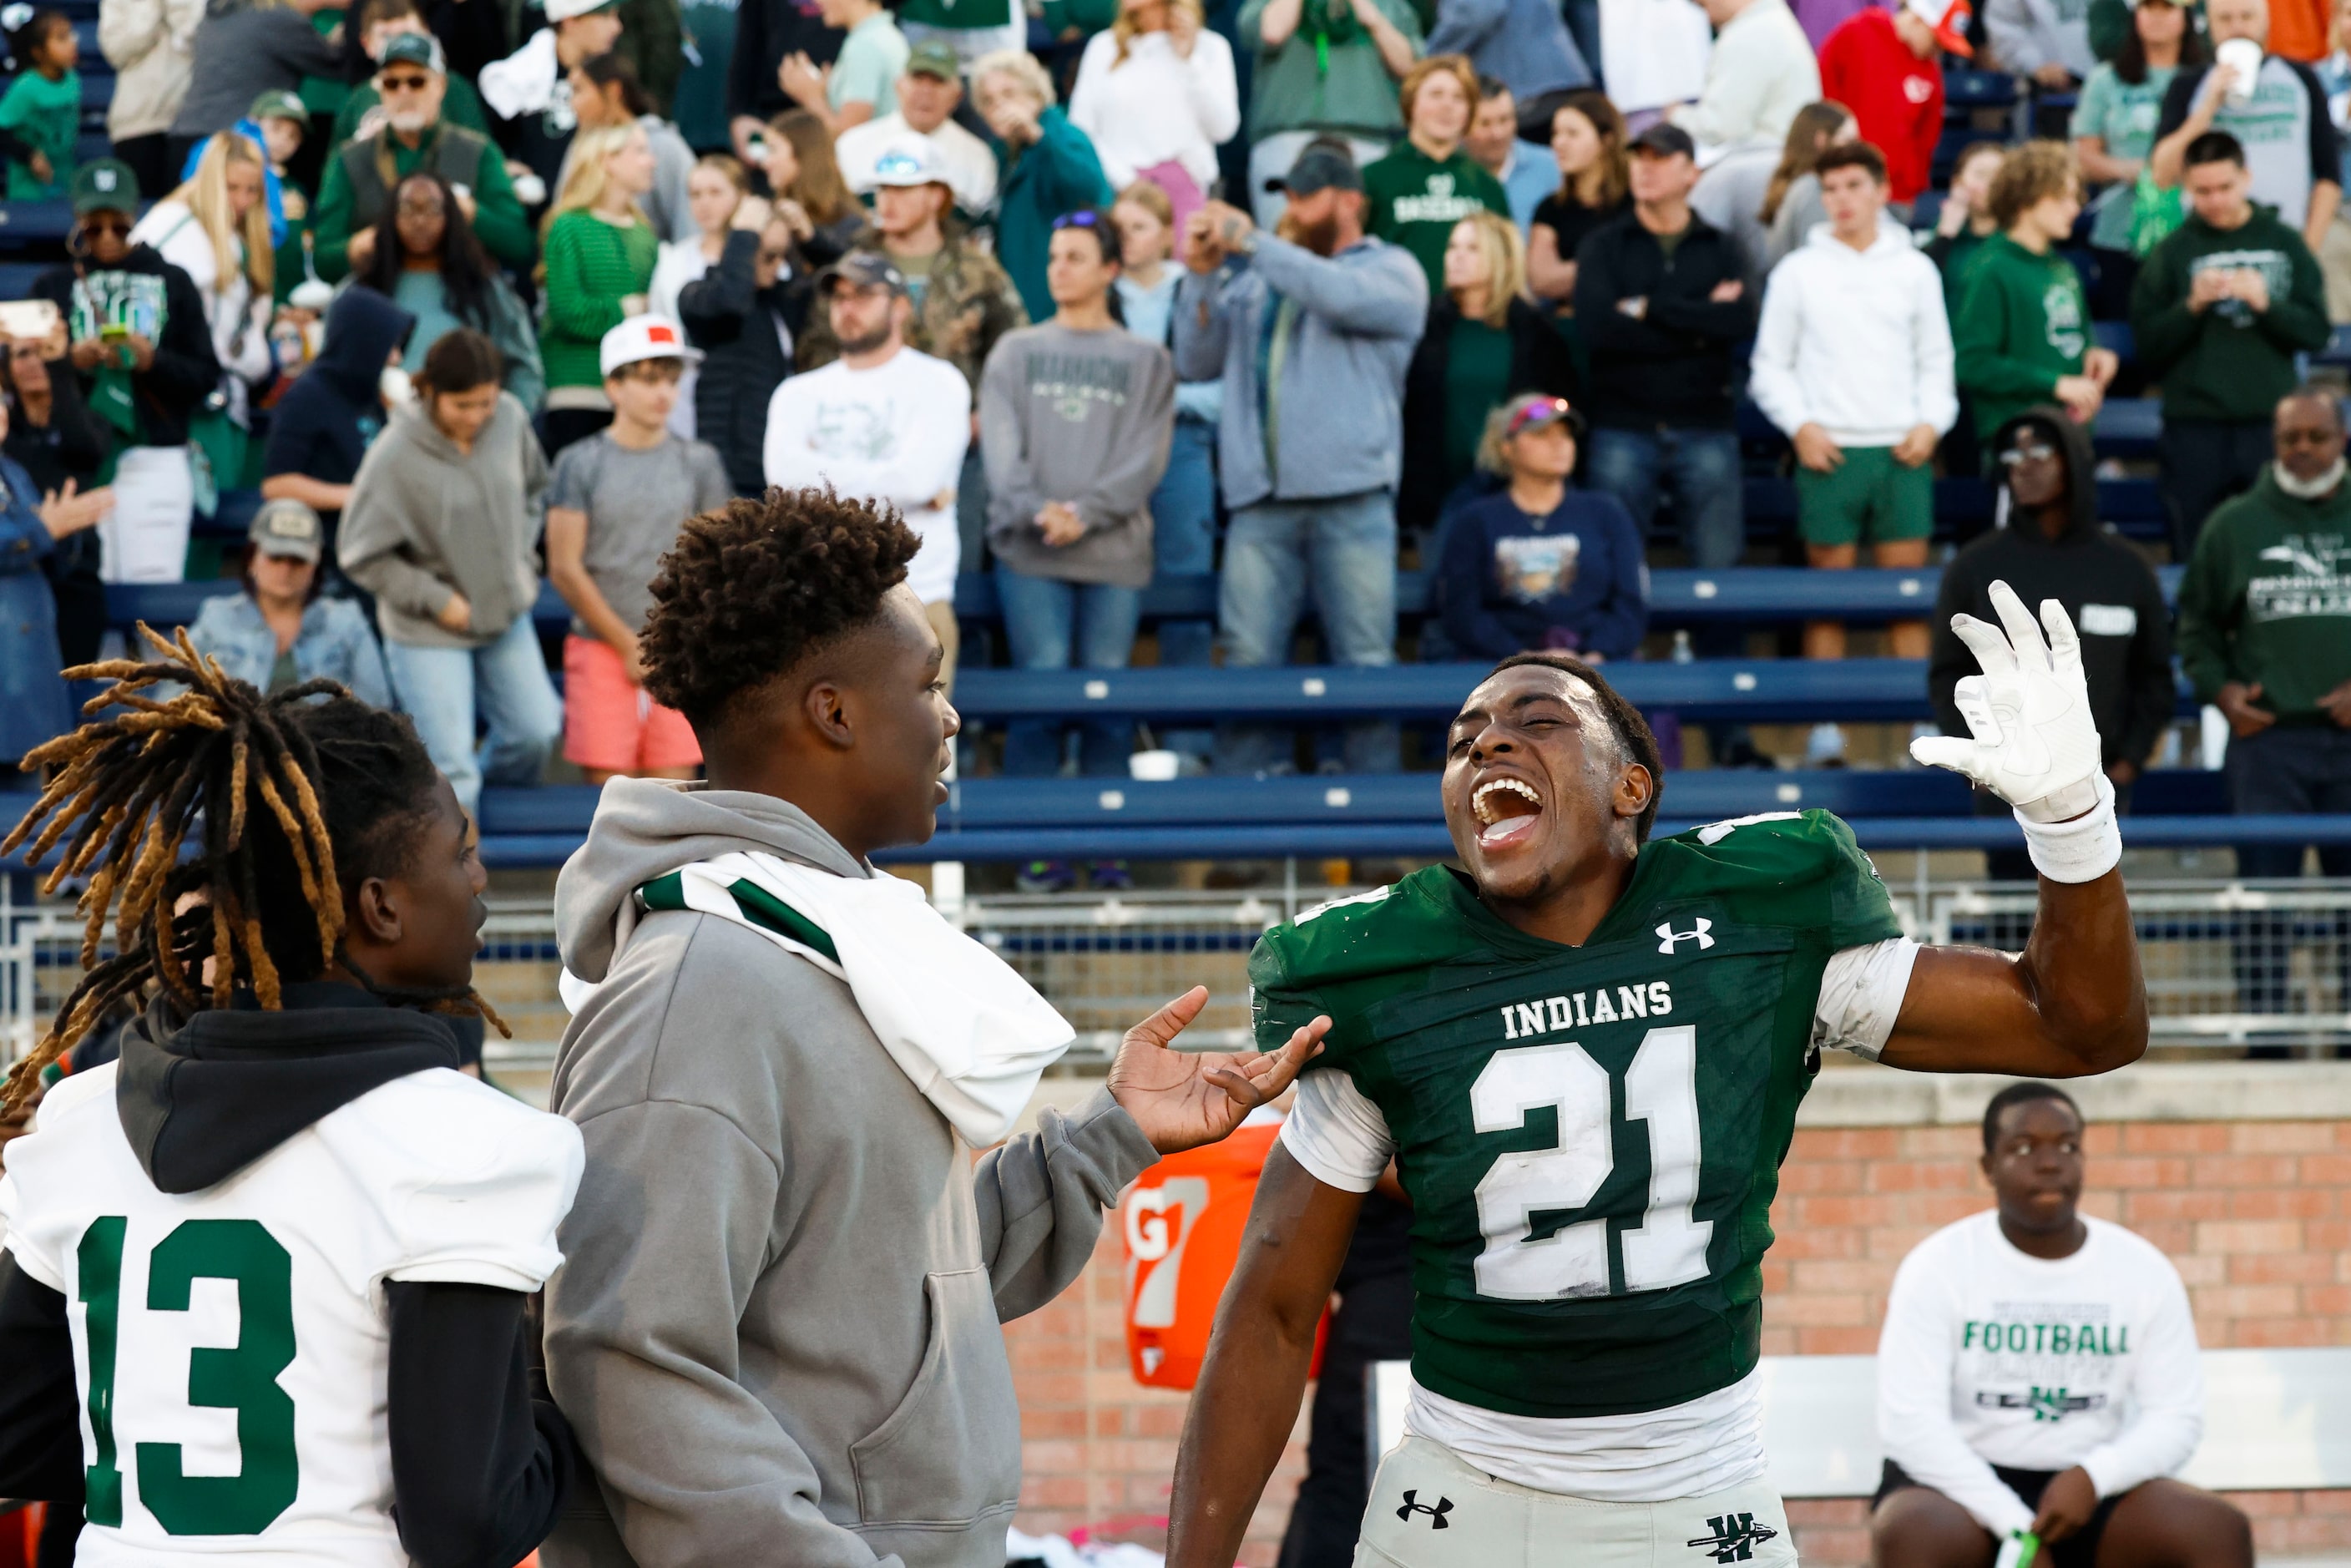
<box><xmin>30</xmin><ymin>158</ymin><xmax>221</xmax><ymax>584</ymax></box>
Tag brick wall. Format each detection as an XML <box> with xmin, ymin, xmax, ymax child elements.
<box><xmin>1004</xmin><ymin>1103</ymin><xmax>2351</xmax><ymax>1565</ymax></box>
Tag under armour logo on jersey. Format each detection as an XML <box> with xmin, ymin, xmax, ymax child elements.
<box><xmin>1656</xmin><ymin>918</ymin><xmax>1716</xmax><ymax>954</ymax></box>
<box><xmin>1397</xmin><ymin>1490</ymin><xmax>1454</xmax><ymax>1529</ymax></box>
<box><xmin>1686</xmin><ymin>1513</ymin><xmax>1778</xmax><ymax>1562</ymax></box>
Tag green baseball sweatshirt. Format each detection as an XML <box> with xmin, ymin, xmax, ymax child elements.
<box><xmin>1952</xmin><ymin>233</ymin><xmax>2092</xmax><ymax>445</ymax></box>
<box><xmin>2177</xmin><ymin>465</ymin><xmax>2351</xmax><ymax>721</ymax></box>
<box><xmin>2130</xmin><ymin>205</ymin><xmax>2331</xmax><ymax>425</ymax></box>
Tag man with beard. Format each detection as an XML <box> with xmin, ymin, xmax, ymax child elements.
<box><xmin>1174</xmin><ymin>145</ymin><xmax>1428</xmax><ymax>776</ymax></box>
<box><xmin>764</xmin><ymin>252</ymin><xmax>972</xmax><ymax>690</ymax></box>
<box><xmin>313</xmin><ymin>32</ymin><xmax>533</xmax><ymax>278</ymax></box>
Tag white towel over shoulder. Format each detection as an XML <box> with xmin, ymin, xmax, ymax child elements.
<box><xmin>562</xmin><ymin>852</ymin><xmax>1073</xmax><ymax>1146</ymax></box>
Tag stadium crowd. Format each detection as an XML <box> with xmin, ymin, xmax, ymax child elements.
<box><xmin>2</xmin><ymin>0</ymin><xmax>2349</xmax><ymax>890</ymax></box>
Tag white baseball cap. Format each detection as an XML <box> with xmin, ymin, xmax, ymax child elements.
<box><xmin>544</xmin><ymin>0</ymin><xmax>619</xmax><ymax>20</ymax></box>
<box><xmin>600</xmin><ymin>314</ymin><xmax>700</xmax><ymax>377</ymax></box>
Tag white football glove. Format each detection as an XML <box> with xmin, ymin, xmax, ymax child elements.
<box><xmin>1909</xmin><ymin>580</ymin><xmax>2105</xmax><ymax>823</ymax></box>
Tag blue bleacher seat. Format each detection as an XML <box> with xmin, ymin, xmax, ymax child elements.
<box><xmin>1944</xmin><ymin>68</ymin><xmax>2021</xmax><ymax>109</ymax></box>
<box><xmin>0</xmin><ymin>261</ymin><xmax>48</xmax><ymax>300</ymax></box>
<box><xmin>2093</xmin><ymin>321</ymin><xmax>2133</xmax><ymax>363</ymax></box>
<box><xmin>2093</xmin><ymin>397</ymin><xmax>2163</xmax><ymax>458</ymax></box>
<box><xmin>0</xmin><ymin>201</ymin><xmax>76</xmax><ymax>255</ymax></box>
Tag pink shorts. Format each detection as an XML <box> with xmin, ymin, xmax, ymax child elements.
<box><xmin>563</xmin><ymin>635</ymin><xmax>702</xmax><ymax>773</ymax></box>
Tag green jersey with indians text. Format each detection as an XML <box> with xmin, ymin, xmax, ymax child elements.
<box><xmin>1252</xmin><ymin>810</ymin><xmax>1915</xmax><ymax>1496</ymax></box>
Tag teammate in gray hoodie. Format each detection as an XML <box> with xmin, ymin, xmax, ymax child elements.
<box><xmin>540</xmin><ymin>488</ymin><xmax>1328</xmax><ymax>1568</ymax></box>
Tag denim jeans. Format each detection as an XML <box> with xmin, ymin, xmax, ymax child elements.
<box><xmin>997</xmin><ymin>569</ymin><xmax>1143</xmax><ymax>776</ymax></box>
<box><xmin>382</xmin><ymin>615</ymin><xmax>564</xmax><ymax>816</ymax></box>
<box><xmin>2226</xmin><ymin>726</ymin><xmax>2351</xmax><ymax>1019</ymax></box>
<box><xmin>1152</xmin><ymin>415</ymin><xmax>1220</xmax><ymax>761</ymax></box>
<box><xmin>1584</xmin><ymin>426</ymin><xmax>1744</xmax><ymax>569</ymax></box>
<box><xmin>1216</xmin><ymin>491</ymin><xmax>1399</xmax><ymax>776</ymax></box>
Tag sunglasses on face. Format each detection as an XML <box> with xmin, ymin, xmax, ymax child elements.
<box><xmin>1508</xmin><ymin>397</ymin><xmax>1577</xmax><ymax>437</ymax></box>
<box><xmin>81</xmin><ymin>215</ymin><xmax>132</xmax><ymax>238</ymax></box>
<box><xmin>381</xmin><ymin>73</ymin><xmax>432</xmax><ymax>92</ymax></box>
<box><xmin>1998</xmin><ymin>442</ymin><xmax>2057</xmax><ymax>466</ymax></box>
<box><xmin>1052</xmin><ymin>210</ymin><xmax>1102</xmax><ymax>230</ymax></box>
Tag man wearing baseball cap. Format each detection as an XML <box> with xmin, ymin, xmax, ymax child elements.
<box><xmin>544</xmin><ymin>316</ymin><xmax>731</xmax><ymax>785</ymax></box>
<box><xmin>183</xmin><ymin>498</ymin><xmax>395</xmax><ymax>708</ymax></box>
<box><xmin>766</xmin><ymin>251</ymin><xmax>973</xmax><ymax>689</ymax></box>
<box><xmin>315</xmin><ymin>28</ymin><xmax>534</xmax><ymax>278</ymax></box>
<box><xmin>1174</xmin><ymin>147</ymin><xmax>1426</xmax><ymax>773</ymax></box>
<box><xmin>1575</xmin><ymin>119</ymin><xmax>1752</xmax><ymax>575</ymax></box>
<box><xmin>835</xmin><ymin>40</ymin><xmax>999</xmax><ymax>215</ymax></box>
<box><xmin>29</xmin><ymin>158</ymin><xmax>223</xmax><ymax>584</ymax></box>
<box><xmin>329</xmin><ymin>0</ymin><xmax>497</xmax><ymax>149</ymax></box>
<box><xmin>800</xmin><ymin>136</ymin><xmax>1025</xmax><ymax>392</ymax></box>
<box><xmin>1819</xmin><ymin>0</ymin><xmax>1966</xmax><ymax>205</ymax></box>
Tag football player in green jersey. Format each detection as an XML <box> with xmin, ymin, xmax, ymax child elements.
<box><xmin>1167</xmin><ymin>583</ymin><xmax>2148</xmax><ymax>1568</ymax></box>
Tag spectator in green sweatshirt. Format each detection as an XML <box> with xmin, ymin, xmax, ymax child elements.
<box><xmin>1952</xmin><ymin>140</ymin><xmax>2121</xmax><ymax>453</ymax></box>
<box><xmin>2177</xmin><ymin>387</ymin><xmax>2351</xmax><ymax>878</ymax></box>
<box><xmin>2132</xmin><ymin>130</ymin><xmax>2332</xmax><ymax>552</ymax></box>
<box><xmin>1360</xmin><ymin>53</ymin><xmax>1509</xmax><ymax>292</ymax></box>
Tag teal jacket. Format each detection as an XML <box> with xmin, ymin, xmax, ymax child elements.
<box><xmin>994</xmin><ymin>107</ymin><xmax>1115</xmax><ymax>323</ymax></box>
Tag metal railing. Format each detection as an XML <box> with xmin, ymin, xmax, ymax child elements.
<box><xmin>6</xmin><ymin>878</ymin><xmax>2347</xmax><ymax>1072</ymax></box>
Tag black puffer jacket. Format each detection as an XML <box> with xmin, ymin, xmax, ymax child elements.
<box><xmin>32</xmin><ymin>246</ymin><xmax>222</xmax><ymax>451</ymax></box>
<box><xmin>676</xmin><ymin>229</ymin><xmax>810</xmax><ymax>496</ymax></box>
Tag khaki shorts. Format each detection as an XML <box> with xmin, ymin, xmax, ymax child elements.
<box><xmin>1353</xmin><ymin>1436</ymin><xmax>1800</xmax><ymax>1568</ymax></box>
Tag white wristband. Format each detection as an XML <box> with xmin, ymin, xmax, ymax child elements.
<box><xmin>2015</xmin><ymin>771</ymin><xmax>2121</xmax><ymax>883</ymax></box>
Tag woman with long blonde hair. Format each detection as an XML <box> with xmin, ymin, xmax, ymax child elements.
<box><xmin>537</xmin><ymin>121</ymin><xmax>659</xmax><ymax>455</ymax></box>
<box><xmin>756</xmin><ymin>108</ymin><xmax>862</xmax><ymax>263</ymax></box>
<box><xmin>1399</xmin><ymin>208</ymin><xmax>1576</xmax><ymax>546</ymax></box>
<box><xmin>1066</xmin><ymin>0</ymin><xmax>1236</xmax><ymax>230</ymax></box>
<box><xmin>129</xmin><ymin>129</ymin><xmax>276</xmax><ymax>478</ymax></box>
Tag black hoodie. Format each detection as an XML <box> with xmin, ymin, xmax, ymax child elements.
<box><xmin>261</xmin><ymin>286</ymin><xmax>417</xmax><ymax>542</ymax></box>
<box><xmin>0</xmin><ymin>982</ymin><xmax>579</xmax><ymax>1568</ymax></box>
<box><xmin>1929</xmin><ymin>407</ymin><xmax>2177</xmax><ymax>773</ymax></box>
<box><xmin>31</xmin><ymin>246</ymin><xmax>222</xmax><ymax>452</ymax></box>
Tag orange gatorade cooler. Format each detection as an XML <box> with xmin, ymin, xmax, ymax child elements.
<box><xmin>1121</xmin><ymin>1115</ymin><xmax>1324</xmax><ymax>1389</ymax></box>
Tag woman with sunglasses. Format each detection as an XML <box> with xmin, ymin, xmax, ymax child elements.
<box><xmin>30</xmin><ymin>157</ymin><xmax>222</xmax><ymax>584</ymax></box>
<box><xmin>1437</xmin><ymin>392</ymin><xmax>1647</xmax><ymax>662</ymax></box>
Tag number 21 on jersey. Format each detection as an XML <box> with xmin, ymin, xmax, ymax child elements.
<box><xmin>76</xmin><ymin>1216</ymin><xmax>300</xmax><ymax>1535</ymax></box>
<box><xmin>1471</xmin><ymin>1024</ymin><xmax>1711</xmax><ymax>1300</ymax></box>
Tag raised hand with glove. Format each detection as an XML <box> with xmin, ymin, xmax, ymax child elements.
<box><xmin>1909</xmin><ymin>579</ymin><xmax>2124</xmax><ymax>887</ymax></box>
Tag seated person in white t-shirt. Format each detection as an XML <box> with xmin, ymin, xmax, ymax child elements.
<box><xmin>1873</xmin><ymin>1083</ymin><xmax>2252</xmax><ymax>1568</ymax></box>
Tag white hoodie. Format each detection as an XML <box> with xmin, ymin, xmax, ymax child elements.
<box><xmin>1749</xmin><ymin>219</ymin><xmax>1958</xmax><ymax>450</ymax></box>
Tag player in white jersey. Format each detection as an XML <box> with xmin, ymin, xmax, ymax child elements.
<box><xmin>0</xmin><ymin>630</ymin><xmax>586</xmax><ymax>1566</ymax></box>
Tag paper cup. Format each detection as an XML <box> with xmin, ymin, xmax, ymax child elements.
<box><xmin>1129</xmin><ymin>750</ymin><xmax>1182</xmax><ymax>781</ymax></box>
<box><xmin>2217</xmin><ymin>38</ymin><xmax>2262</xmax><ymax>103</ymax></box>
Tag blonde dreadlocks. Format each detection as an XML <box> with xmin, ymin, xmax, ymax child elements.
<box><xmin>3</xmin><ymin>625</ymin><xmax>504</xmax><ymax>1114</ymax></box>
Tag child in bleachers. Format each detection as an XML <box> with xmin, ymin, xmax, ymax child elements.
<box><xmin>0</xmin><ymin>8</ymin><xmax>78</xmax><ymax>200</ymax></box>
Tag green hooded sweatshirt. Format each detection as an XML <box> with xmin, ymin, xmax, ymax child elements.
<box><xmin>2177</xmin><ymin>464</ymin><xmax>2351</xmax><ymax>721</ymax></box>
<box><xmin>1952</xmin><ymin>232</ymin><xmax>2091</xmax><ymax>445</ymax></box>
<box><xmin>2130</xmin><ymin>205</ymin><xmax>2330</xmax><ymax>425</ymax></box>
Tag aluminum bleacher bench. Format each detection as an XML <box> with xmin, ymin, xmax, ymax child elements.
<box><xmin>1371</xmin><ymin>1352</ymin><xmax>2351</xmax><ymax>1501</ymax></box>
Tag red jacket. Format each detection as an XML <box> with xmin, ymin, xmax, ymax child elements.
<box><xmin>1818</xmin><ymin>8</ymin><xmax>1944</xmax><ymax>203</ymax></box>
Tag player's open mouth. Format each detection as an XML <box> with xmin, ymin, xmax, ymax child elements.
<box><xmin>1472</xmin><ymin>777</ymin><xmax>1544</xmax><ymax>848</ymax></box>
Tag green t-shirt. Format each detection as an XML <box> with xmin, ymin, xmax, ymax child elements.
<box><xmin>1251</xmin><ymin>811</ymin><xmax>1904</xmax><ymax>1419</ymax></box>
<box><xmin>1443</xmin><ymin>314</ymin><xmax>1513</xmax><ymax>487</ymax></box>
<box><xmin>832</xmin><ymin>11</ymin><xmax>908</xmax><ymax>115</ymax></box>
<box><xmin>2074</xmin><ymin>63</ymin><xmax>2177</xmax><ymax>252</ymax></box>
<box><xmin>1952</xmin><ymin>232</ymin><xmax>2092</xmax><ymax>444</ymax></box>
<box><xmin>1363</xmin><ymin>143</ymin><xmax>1511</xmax><ymax>292</ymax></box>
<box><xmin>0</xmin><ymin>69</ymin><xmax>79</xmax><ymax>200</ymax></box>
<box><xmin>1236</xmin><ymin>0</ymin><xmax>1423</xmax><ymax>139</ymax></box>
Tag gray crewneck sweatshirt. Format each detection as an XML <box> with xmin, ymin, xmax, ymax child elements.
<box><xmin>540</xmin><ymin>780</ymin><xmax>1159</xmax><ymax>1568</ymax></box>
<box><xmin>979</xmin><ymin>321</ymin><xmax>1176</xmax><ymax>588</ymax></box>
